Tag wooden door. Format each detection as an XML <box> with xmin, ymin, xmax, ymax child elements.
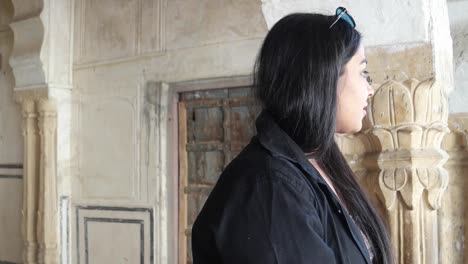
<box><xmin>178</xmin><ymin>87</ymin><xmax>257</xmax><ymax>263</ymax></box>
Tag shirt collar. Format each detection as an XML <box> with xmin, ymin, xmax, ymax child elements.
<box><xmin>255</xmin><ymin>110</ymin><xmax>324</xmax><ymax>184</ymax></box>
<box><xmin>255</xmin><ymin>110</ymin><xmax>371</xmax><ymax>263</ymax></box>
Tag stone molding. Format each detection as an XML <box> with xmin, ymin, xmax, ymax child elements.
<box><xmin>143</xmin><ymin>82</ymin><xmax>169</xmax><ymax>264</ymax></box>
<box><xmin>9</xmin><ymin>0</ymin><xmax>46</xmax><ymax>90</ymax></box>
<box><xmin>9</xmin><ymin>0</ymin><xmax>73</xmax><ymax>92</ymax></box>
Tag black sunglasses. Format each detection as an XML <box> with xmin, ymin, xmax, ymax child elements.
<box><xmin>329</xmin><ymin>7</ymin><xmax>356</xmax><ymax>29</ymax></box>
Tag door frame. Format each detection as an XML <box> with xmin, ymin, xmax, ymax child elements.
<box><xmin>165</xmin><ymin>75</ymin><xmax>252</xmax><ymax>264</ymax></box>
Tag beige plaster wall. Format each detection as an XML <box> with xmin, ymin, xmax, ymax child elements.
<box><xmin>71</xmin><ymin>0</ymin><xmax>267</xmax><ymax>263</ymax></box>
<box><xmin>72</xmin><ymin>1</ymin><xmax>267</xmax><ymax>198</ymax></box>
<box><xmin>0</xmin><ymin>1</ymin><xmax>24</xmax><ymax>263</ymax></box>
<box><xmin>70</xmin><ymin>0</ymin><xmax>266</xmax><ymax>194</ymax></box>
<box><xmin>261</xmin><ymin>0</ymin><xmax>431</xmax><ymax>46</ymax></box>
<box><xmin>448</xmin><ymin>0</ymin><xmax>468</xmax><ymax>113</ymax></box>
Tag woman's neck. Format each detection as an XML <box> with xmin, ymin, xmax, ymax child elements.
<box><xmin>308</xmin><ymin>159</ymin><xmax>340</xmax><ymax>201</ymax></box>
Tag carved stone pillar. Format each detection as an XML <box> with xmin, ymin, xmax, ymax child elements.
<box><xmin>438</xmin><ymin>114</ymin><xmax>468</xmax><ymax>264</ymax></box>
<box><xmin>16</xmin><ymin>97</ymin><xmax>59</xmax><ymax>264</ymax></box>
<box><xmin>36</xmin><ymin>99</ymin><xmax>58</xmax><ymax>264</ymax></box>
<box><xmin>369</xmin><ymin>79</ymin><xmax>449</xmax><ymax>264</ymax></box>
<box><xmin>9</xmin><ymin>0</ymin><xmax>72</xmax><ymax>262</ymax></box>
<box><xmin>20</xmin><ymin>100</ymin><xmax>39</xmax><ymax>264</ymax></box>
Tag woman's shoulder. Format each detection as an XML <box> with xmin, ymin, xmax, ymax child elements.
<box><xmin>215</xmin><ymin>137</ymin><xmax>318</xmax><ymax>202</ymax></box>
<box><xmin>192</xmin><ymin>138</ymin><xmax>326</xmax><ymax>242</ymax></box>
<box><xmin>225</xmin><ymin>138</ymin><xmax>309</xmax><ymax>189</ymax></box>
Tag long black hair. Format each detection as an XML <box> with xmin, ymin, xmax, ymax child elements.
<box><xmin>253</xmin><ymin>13</ymin><xmax>393</xmax><ymax>264</ymax></box>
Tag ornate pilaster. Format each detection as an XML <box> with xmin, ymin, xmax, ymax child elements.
<box><xmin>36</xmin><ymin>99</ymin><xmax>58</xmax><ymax>264</ymax></box>
<box><xmin>20</xmin><ymin>100</ymin><xmax>39</xmax><ymax>264</ymax></box>
<box><xmin>369</xmin><ymin>79</ymin><xmax>449</xmax><ymax>264</ymax></box>
<box><xmin>17</xmin><ymin>97</ymin><xmax>59</xmax><ymax>264</ymax></box>
<box><xmin>9</xmin><ymin>0</ymin><xmax>72</xmax><ymax>263</ymax></box>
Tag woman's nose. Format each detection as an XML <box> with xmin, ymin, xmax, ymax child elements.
<box><xmin>368</xmin><ymin>83</ymin><xmax>374</xmax><ymax>97</ymax></box>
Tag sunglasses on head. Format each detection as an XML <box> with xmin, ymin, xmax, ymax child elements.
<box><xmin>329</xmin><ymin>7</ymin><xmax>356</xmax><ymax>29</ymax></box>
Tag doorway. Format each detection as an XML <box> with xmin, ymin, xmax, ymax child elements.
<box><xmin>177</xmin><ymin>86</ymin><xmax>257</xmax><ymax>263</ymax></box>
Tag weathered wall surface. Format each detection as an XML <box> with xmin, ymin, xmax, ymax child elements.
<box><xmin>261</xmin><ymin>0</ymin><xmax>430</xmax><ymax>46</ymax></box>
<box><xmin>71</xmin><ymin>1</ymin><xmax>267</xmax><ymax>263</ymax></box>
<box><xmin>448</xmin><ymin>0</ymin><xmax>468</xmax><ymax>113</ymax></box>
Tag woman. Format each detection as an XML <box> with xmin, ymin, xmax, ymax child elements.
<box><xmin>192</xmin><ymin>8</ymin><xmax>393</xmax><ymax>264</ymax></box>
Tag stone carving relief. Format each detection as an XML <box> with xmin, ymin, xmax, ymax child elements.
<box><xmin>369</xmin><ymin>79</ymin><xmax>449</xmax><ymax>264</ymax></box>
<box><xmin>370</xmin><ymin>79</ymin><xmax>449</xmax><ymax>209</ymax></box>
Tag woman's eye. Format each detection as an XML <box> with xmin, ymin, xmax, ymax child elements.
<box><xmin>361</xmin><ymin>71</ymin><xmax>373</xmax><ymax>85</ymax></box>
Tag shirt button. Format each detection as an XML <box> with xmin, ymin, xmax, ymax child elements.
<box><xmin>338</xmin><ymin>209</ymin><xmax>342</xmax><ymax>214</ymax></box>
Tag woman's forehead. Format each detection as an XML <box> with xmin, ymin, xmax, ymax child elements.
<box><xmin>351</xmin><ymin>45</ymin><xmax>366</xmax><ymax>65</ymax></box>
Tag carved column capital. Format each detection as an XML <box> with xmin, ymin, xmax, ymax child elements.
<box><xmin>369</xmin><ymin>79</ymin><xmax>449</xmax><ymax>210</ymax></box>
<box><xmin>20</xmin><ymin>100</ymin><xmax>37</xmax><ymax>136</ymax></box>
<box><xmin>37</xmin><ymin>99</ymin><xmax>57</xmax><ymax>135</ymax></box>
<box><xmin>369</xmin><ymin>78</ymin><xmax>449</xmax><ymax>264</ymax></box>
<box><xmin>370</xmin><ymin>79</ymin><xmax>449</xmax><ymax>149</ymax></box>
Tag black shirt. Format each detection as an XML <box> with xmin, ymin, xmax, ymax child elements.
<box><xmin>192</xmin><ymin>110</ymin><xmax>371</xmax><ymax>263</ymax></box>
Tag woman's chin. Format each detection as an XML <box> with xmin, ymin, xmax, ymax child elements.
<box><xmin>335</xmin><ymin>121</ymin><xmax>363</xmax><ymax>134</ymax></box>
